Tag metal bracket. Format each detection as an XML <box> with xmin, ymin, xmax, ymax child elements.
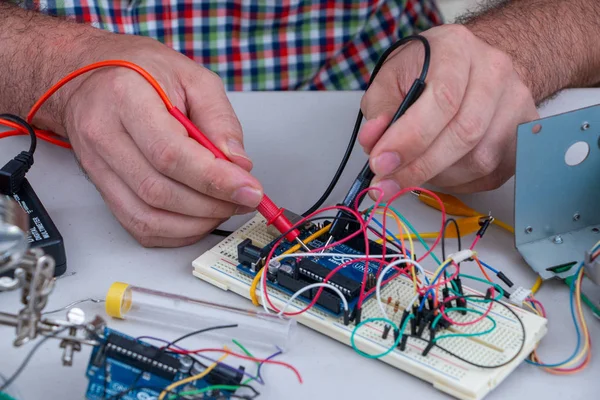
<box><xmin>515</xmin><ymin>104</ymin><xmax>600</xmax><ymax>281</ymax></box>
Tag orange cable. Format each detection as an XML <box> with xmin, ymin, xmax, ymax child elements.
<box><xmin>474</xmin><ymin>257</ymin><xmax>494</xmax><ymax>283</ymax></box>
<box><xmin>5</xmin><ymin>60</ymin><xmax>175</xmax><ymax>150</ymax></box>
<box><xmin>27</xmin><ymin>60</ymin><xmax>173</xmax><ymax>124</ymax></box>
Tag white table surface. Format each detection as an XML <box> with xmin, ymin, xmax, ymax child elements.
<box><xmin>0</xmin><ymin>89</ymin><xmax>598</xmax><ymax>400</ymax></box>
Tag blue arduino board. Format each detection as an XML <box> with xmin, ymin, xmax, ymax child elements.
<box><xmin>237</xmin><ymin>228</ymin><xmax>399</xmax><ymax>317</ymax></box>
<box><xmin>85</xmin><ymin>328</ymin><xmax>235</xmax><ymax>400</ymax></box>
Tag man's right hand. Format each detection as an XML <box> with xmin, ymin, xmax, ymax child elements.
<box><xmin>42</xmin><ymin>33</ymin><xmax>262</xmax><ymax>247</ymax></box>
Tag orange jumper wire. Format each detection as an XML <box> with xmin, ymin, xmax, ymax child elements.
<box><xmin>2</xmin><ymin>60</ymin><xmax>301</xmax><ymax>243</ymax></box>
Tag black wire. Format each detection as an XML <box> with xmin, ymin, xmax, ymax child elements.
<box><xmin>0</xmin><ymin>327</ymin><xmax>69</xmax><ymax>391</ymax></box>
<box><xmin>407</xmin><ymin>295</ymin><xmax>526</xmax><ymax>369</ymax></box>
<box><xmin>166</xmin><ymin>324</ymin><xmax>238</xmax><ymax>348</ymax></box>
<box><xmin>263</xmin><ymin>215</ymin><xmax>404</xmax><ymax>260</ymax></box>
<box><xmin>0</xmin><ymin>113</ymin><xmax>37</xmax><ymax>155</ymax></box>
<box><xmin>109</xmin><ymin>325</ymin><xmax>239</xmax><ymax>400</ymax></box>
<box><xmin>301</xmin><ymin>110</ymin><xmax>363</xmax><ymax>217</ymax></box>
<box><xmin>441</xmin><ymin>218</ymin><xmax>461</xmax><ymax>261</ymax></box>
<box><xmin>301</xmin><ymin>35</ymin><xmax>430</xmax><ymax>217</ymax></box>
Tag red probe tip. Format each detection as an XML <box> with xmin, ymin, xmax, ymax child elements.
<box><xmin>169</xmin><ymin>107</ymin><xmax>299</xmax><ymax>241</ymax></box>
<box><xmin>257</xmin><ymin>195</ymin><xmax>300</xmax><ymax>242</ymax></box>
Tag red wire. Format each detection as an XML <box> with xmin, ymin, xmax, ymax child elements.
<box><xmin>0</xmin><ymin>130</ymin><xmax>22</xmax><ymax>139</ymax></box>
<box><xmin>0</xmin><ymin>60</ymin><xmax>175</xmax><ymax>149</ymax></box>
<box><xmin>261</xmin><ymin>186</ymin><xmax>446</xmax><ymax>315</ymax></box>
<box><xmin>261</xmin><ymin>204</ymin><xmax>370</xmax><ymax>315</ymax></box>
<box><xmin>355</xmin><ymin>186</ymin><xmax>446</xmax><ymax>308</ymax></box>
<box><xmin>439</xmin><ymin>291</ymin><xmax>495</xmax><ymax>326</ymax></box>
<box><xmin>529</xmin><ymin>298</ymin><xmax>546</xmax><ymax>317</ymax></box>
<box><xmin>549</xmin><ymin>349</ymin><xmax>591</xmax><ymax>373</ymax></box>
<box><xmin>0</xmin><ymin>128</ymin><xmax>71</xmax><ymax>149</ymax></box>
<box><xmin>470</xmin><ymin>235</ymin><xmax>481</xmax><ymax>250</ymax></box>
<box><xmin>27</xmin><ymin>60</ymin><xmax>173</xmax><ymax>125</ymax></box>
<box><xmin>167</xmin><ymin>347</ymin><xmax>303</xmax><ymax>383</ymax></box>
<box><xmin>282</xmin><ymin>258</ymin><xmax>414</xmax><ymax>317</ymax></box>
<box><xmin>354</xmin><ymin>187</ymin><xmax>385</xmax><ymax>308</ymax></box>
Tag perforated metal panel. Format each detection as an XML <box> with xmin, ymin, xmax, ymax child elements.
<box><xmin>515</xmin><ymin>104</ymin><xmax>600</xmax><ymax>280</ymax></box>
<box><xmin>192</xmin><ymin>215</ymin><xmax>547</xmax><ymax>400</ymax></box>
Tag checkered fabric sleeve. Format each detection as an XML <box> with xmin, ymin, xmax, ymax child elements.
<box><xmin>19</xmin><ymin>0</ymin><xmax>442</xmax><ymax>90</ymax></box>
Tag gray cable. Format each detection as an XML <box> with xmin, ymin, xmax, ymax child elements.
<box><xmin>42</xmin><ymin>298</ymin><xmax>104</xmax><ymax>315</ymax></box>
<box><xmin>0</xmin><ymin>327</ymin><xmax>68</xmax><ymax>391</ymax></box>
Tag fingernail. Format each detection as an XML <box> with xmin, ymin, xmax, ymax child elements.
<box><xmin>227</xmin><ymin>139</ymin><xmax>250</xmax><ymax>160</ymax></box>
<box><xmin>235</xmin><ymin>205</ymin><xmax>255</xmax><ymax>215</ymax></box>
<box><xmin>373</xmin><ymin>179</ymin><xmax>400</xmax><ymax>199</ymax></box>
<box><xmin>371</xmin><ymin>152</ymin><xmax>401</xmax><ymax>175</ymax></box>
<box><xmin>232</xmin><ymin>187</ymin><xmax>263</xmax><ymax>207</ymax></box>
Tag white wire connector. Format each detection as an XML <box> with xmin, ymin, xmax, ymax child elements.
<box><xmin>449</xmin><ymin>249</ymin><xmax>476</xmax><ymax>264</ymax></box>
<box><xmin>509</xmin><ymin>287</ymin><xmax>532</xmax><ymax>306</ymax></box>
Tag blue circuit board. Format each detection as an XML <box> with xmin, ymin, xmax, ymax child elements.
<box><xmin>237</xmin><ymin>230</ymin><xmax>398</xmax><ymax>317</ymax></box>
<box><xmin>85</xmin><ymin>328</ymin><xmax>231</xmax><ymax>400</ymax></box>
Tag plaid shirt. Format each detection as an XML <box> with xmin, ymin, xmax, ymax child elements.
<box><xmin>21</xmin><ymin>1</ymin><xmax>442</xmax><ymax>90</ymax></box>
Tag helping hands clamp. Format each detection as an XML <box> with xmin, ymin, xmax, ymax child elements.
<box><xmin>0</xmin><ymin>197</ymin><xmax>104</xmax><ymax>366</ymax></box>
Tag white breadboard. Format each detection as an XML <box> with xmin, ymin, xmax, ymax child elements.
<box><xmin>192</xmin><ymin>215</ymin><xmax>547</xmax><ymax>400</ymax></box>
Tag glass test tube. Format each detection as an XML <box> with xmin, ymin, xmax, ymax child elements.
<box><xmin>105</xmin><ymin>282</ymin><xmax>296</xmax><ymax>351</ymax></box>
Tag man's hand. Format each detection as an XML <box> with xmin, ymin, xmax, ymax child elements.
<box><xmin>43</xmin><ymin>34</ymin><xmax>261</xmax><ymax>247</ymax></box>
<box><xmin>56</xmin><ymin>35</ymin><xmax>262</xmax><ymax>247</ymax></box>
<box><xmin>0</xmin><ymin>5</ymin><xmax>260</xmax><ymax>247</ymax></box>
<box><xmin>359</xmin><ymin>24</ymin><xmax>539</xmax><ymax>199</ymax></box>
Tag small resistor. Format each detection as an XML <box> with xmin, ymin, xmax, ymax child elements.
<box><xmin>393</xmin><ymin>305</ymin><xmax>399</xmax><ymax>313</ymax></box>
<box><xmin>394</xmin><ymin>300</ymin><xmax>400</xmax><ymax>308</ymax></box>
<box><xmin>367</xmin><ymin>273</ymin><xmax>376</xmax><ymax>289</ymax></box>
<box><xmin>387</xmin><ymin>296</ymin><xmax>393</xmax><ymax>305</ymax></box>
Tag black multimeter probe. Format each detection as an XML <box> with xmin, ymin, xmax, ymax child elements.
<box><xmin>326</xmin><ymin>35</ymin><xmax>431</xmax><ymax>243</ymax></box>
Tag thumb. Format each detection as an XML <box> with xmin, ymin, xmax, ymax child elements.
<box><xmin>181</xmin><ymin>68</ymin><xmax>253</xmax><ymax>172</ymax></box>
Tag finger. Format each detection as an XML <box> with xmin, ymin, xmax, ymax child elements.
<box><xmin>179</xmin><ymin>66</ymin><xmax>253</xmax><ymax>171</ymax></box>
<box><xmin>81</xmin><ymin>154</ymin><xmax>223</xmax><ymax>240</ymax></box>
<box><xmin>361</xmin><ymin>31</ymin><xmax>471</xmax><ymax>177</ymax></box>
<box><xmin>92</xmin><ymin>117</ymin><xmax>243</xmax><ymax>219</ymax></box>
<box><xmin>117</xmin><ymin>84</ymin><xmax>263</xmax><ymax>208</ymax></box>
<box><xmin>134</xmin><ymin>235</ymin><xmax>206</xmax><ymax>248</ymax></box>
